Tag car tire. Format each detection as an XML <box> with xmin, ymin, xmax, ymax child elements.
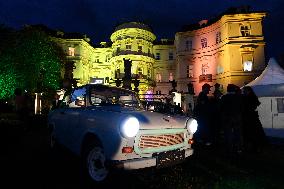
<box><xmin>82</xmin><ymin>141</ymin><xmax>110</xmax><ymax>186</ymax></box>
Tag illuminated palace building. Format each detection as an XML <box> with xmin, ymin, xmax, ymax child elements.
<box><xmin>52</xmin><ymin>8</ymin><xmax>266</xmax><ymax>96</ymax></box>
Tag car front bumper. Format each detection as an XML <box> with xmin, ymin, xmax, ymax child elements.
<box><xmin>111</xmin><ymin>148</ymin><xmax>193</xmax><ymax>170</ymax></box>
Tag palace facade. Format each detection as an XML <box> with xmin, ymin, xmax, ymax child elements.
<box><xmin>51</xmin><ymin>8</ymin><xmax>266</xmax><ymax>97</ymax></box>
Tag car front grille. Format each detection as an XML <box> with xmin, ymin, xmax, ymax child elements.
<box><xmin>138</xmin><ymin>133</ymin><xmax>184</xmax><ymax>150</ymax></box>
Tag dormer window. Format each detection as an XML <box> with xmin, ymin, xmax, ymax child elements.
<box><xmin>240</xmin><ymin>25</ymin><xmax>250</xmax><ymax>37</ymax></box>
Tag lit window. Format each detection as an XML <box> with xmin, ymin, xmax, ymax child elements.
<box><xmin>185</xmin><ymin>40</ymin><xmax>192</xmax><ymax>51</ymax></box>
<box><xmin>155</xmin><ymin>53</ymin><xmax>160</xmax><ymax>60</ymax></box>
<box><xmin>201</xmin><ymin>38</ymin><xmax>207</xmax><ymax>48</ymax></box>
<box><xmin>169</xmin><ymin>73</ymin><xmax>174</xmax><ymax>81</ymax></box>
<box><xmin>216</xmin><ymin>32</ymin><xmax>221</xmax><ymax>44</ymax></box>
<box><xmin>187</xmin><ymin>65</ymin><xmax>193</xmax><ymax>78</ymax></box>
<box><xmin>169</xmin><ymin>52</ymin><xmax>174</xmax><ymax>60</ymax></box>
<box><xmin>240</xmin><ymin>25</ymin><xmax>250</xmax><ymax>37</ymax></box>
<box><xmin>202</xmin><ymin>63</ymin><xmax>209</xmax><ymax>75</ymax></box>
<box><xmin>137</xmin><ymin>68</ymin><xmax>143</xmax><ymax>78</ymax></box>
<box><xmin>243</xmin><ymin>61</ymin><xmax>253</xmax><ymax>71</ymax></box>
<box><xmin>68</xmin><ymin>47</ymin><xmax>75</xmax><ymax>56</ymax></box>
<box><xmin>156</xmin><ymin>73</ymin><xmax>162</xmax><ymax>82</ymax></box>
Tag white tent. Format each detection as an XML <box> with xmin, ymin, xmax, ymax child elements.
<box><xmin>246</xmin><ymin>57</ymin><xmax>284</xmax><ymax>96</ymax></box>
<box><xmin>246</xmin><ymin>57</ymin><xmax>284</xmax><ymax>139</ymax></box>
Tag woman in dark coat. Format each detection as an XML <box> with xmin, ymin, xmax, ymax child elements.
<box><xmin>242</xmin><ymin>86</ymin><xmax>267</xmax><ymax>153</ymax></box>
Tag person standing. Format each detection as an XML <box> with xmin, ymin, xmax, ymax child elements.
<box><xmin>220</xmin><ymin>84</ymin><xmax>243</xmax><ymax>155</ymax></box>
<box><xmin>211</xmin><ymin>83</ymin><xmax>223</xmax><ymax>147</ymax></box>
<box><xmin>242</xmin><ymin>86</ymin><xmax>267</xmax><ymax>153</ymax></box>
<box><xmin>193</xmin><ymin>83</ymin><xmax>213</xmax><ymax>145</ymax></box>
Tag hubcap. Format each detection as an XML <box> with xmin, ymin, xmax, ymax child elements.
<box><xmin>87</xmin><ymin>147</ymin><xmax>108</xmax><ymax>182</ymax></box>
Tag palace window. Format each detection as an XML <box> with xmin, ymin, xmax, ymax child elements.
<box><xmin>169</xmin><ymin>52</ymin><xmax>174</xmax><ymax>60</ymax></box>
<box><xmin>185</xmin><ymin>40</ymin><xmax>192</xmax><ymax>51</ymax></box>
<box><xmin>138</xmin><ymin>46</ymin><xmax>142</xmax><ymax>52</ymax></box>
<box><xmin>169</xmin><ymin>72</ymin><xmax>174</xmax><ymax>81</ymax></box>
<box><xmin>137</xmin><ymin>67</ymin><xmax>143</xmax><ymax>76</ymax></box>
<box><xmin>243</xmin><ymin>61</ymin><xmax>253</xmax><ymax>71</ymax></box>
<box><xmin>201</xmin><ymin>38</ymin><xmax>207</xmax><ymax>48</ymax></box>
<box><xmin>156</xmin><ymin>73</ymin><xmax>162</xmax><ymax>82</ymax></box>
<box><xmin>187</xmin><ymin>65</ymin><xmax>194</xmax><ymax>78</ymax></box>
<box><xmin>240</xmin><ymin>25</ymin><xmax>250</xmax><ymax>37</ymax></box>
<box><xmin>68</xmin><ymin>47</ymin><xmax>75</xmax><ymax>56</ymax></box>
<box><xmin>155</xmin><ymin>53</ymin><xmax>161</xmax><ymax>60</ymax></box>
<box><xmin>216</xmin><ymin>32</ymin><xmax>221</xmax><ymax>44</ymax></box>
<box><xmin>202</xmin><ymin>63</ymin><xmax>209</xmax><ymax>75</ymax></box>
<box><xmin>126</xmin><ymin>45</ymin><xmax>131</xmax><ymax>50</ymax></box>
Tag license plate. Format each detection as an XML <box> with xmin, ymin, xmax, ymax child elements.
<box><xmin>156</xmin><ymin>150</ymin><xmax>185</xmax><ymax>168</ymax></box>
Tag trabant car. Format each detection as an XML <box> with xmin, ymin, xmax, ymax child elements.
<box><xmin>48</xmin><ymin>84</ymin><xmax>198</xmax><ymax>183</ymax></box>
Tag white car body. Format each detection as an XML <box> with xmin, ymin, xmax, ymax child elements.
<box><xmin>48</xmin><ymin>84</ymin><xmax>197</xmax><ymax>182</ymax></box>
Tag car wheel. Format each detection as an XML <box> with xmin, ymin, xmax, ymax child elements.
<box><xmin>82</xmin><ymin>142</ymin><xmax>109</xmax><ymax>185</ymax></box>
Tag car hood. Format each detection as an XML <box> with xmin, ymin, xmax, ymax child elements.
<box><xmin>121</xmin><ymin>108</ymin><xmax>188</xmax><ymax>130</ymax></box>
<box><xmin>87</xmin><ymin>105</ymin><xmax>188</xmax><ymax>130</ymax></box>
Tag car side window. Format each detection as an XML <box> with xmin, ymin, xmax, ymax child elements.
<box><xmin>66</xmin><ymin>88</ymin><xmax>86</xmax><ymax>108</ymax></box>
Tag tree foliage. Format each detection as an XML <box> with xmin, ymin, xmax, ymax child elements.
<box><xmin>0</xmin><ymin>25</ymin><xmax>65</xmax><ymax>99</ymax></box>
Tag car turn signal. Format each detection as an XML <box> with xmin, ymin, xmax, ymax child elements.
<box><xmin>188</xmin><ymin>139</ymin><xmax>194</xmax><ymax>144</ymax></box>
<box><xmin>122</xmin><ymin>146</ymin><xmax>134</xmax><ymax>153</ymax></box>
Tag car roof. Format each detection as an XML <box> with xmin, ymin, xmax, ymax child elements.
<box><xmin>80</xmin><ymin>84</ymin><xmax>135</xmax><ymax>93</ymax></box>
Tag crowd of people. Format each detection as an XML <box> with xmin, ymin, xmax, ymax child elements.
<box><xmin>193</xmin><ymin>83</ymin><xmax>267</xmax><ymax>155</ymax></box>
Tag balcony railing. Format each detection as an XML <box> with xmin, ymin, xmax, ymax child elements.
<box><xmin>199</xmin><ymin>74</ymin><xmax>212</xmax><ymax>82</ymax></box>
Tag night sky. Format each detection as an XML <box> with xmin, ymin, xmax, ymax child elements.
<box><xmin>1</xmin><ymin>0</ymin><xmax>284</xmax><ymax>61</ymax></box>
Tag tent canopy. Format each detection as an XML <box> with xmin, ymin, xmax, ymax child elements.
<box><xmin>246</xmin><ymin>58</ymin><xmax>284</xmax><ymax>97</ymax></box>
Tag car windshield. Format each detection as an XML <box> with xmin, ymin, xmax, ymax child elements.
<box><xmin>89</xmin><ymin>85</ymin><xmax>143</xmax><ymax>109</ymax></box>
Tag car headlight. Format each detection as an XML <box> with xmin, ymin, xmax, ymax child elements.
<box><xmin>186</xmin><ymin>118</ymin><xmax>198</xmax><ymax>134</ymax></box>
<box><xmin>120</xmin><ymin>117</ymin><xmax>140</xmax><ymax>138</ymax></box>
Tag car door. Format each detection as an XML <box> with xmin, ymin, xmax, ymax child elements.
<box><xmin>60</xmin><ymin>87</ymin><xmax>87</xmax><ymax>150</ymax></box>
